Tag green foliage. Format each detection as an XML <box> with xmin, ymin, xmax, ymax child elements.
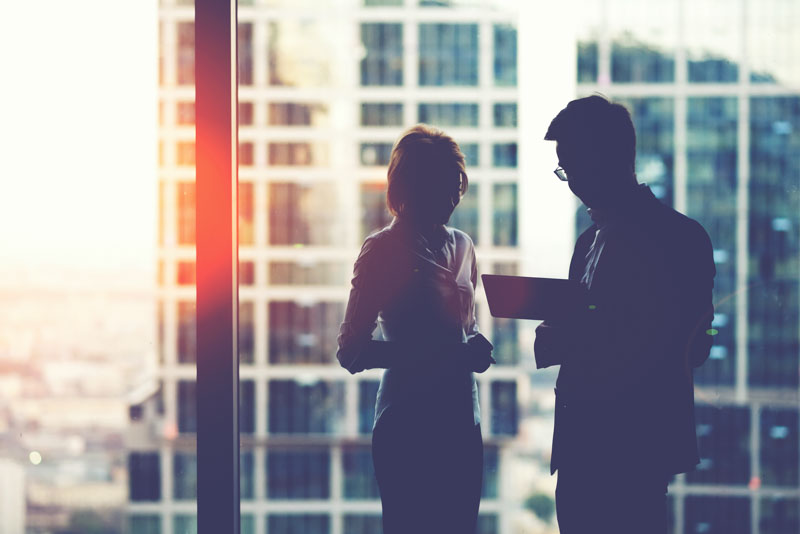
<box><xmin>524</xmin><ymin>492</ymin><xmax>556</xmax><ymax>523</ymax></box>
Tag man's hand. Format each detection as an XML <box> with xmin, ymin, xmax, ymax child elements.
<box><xmin>463</xmin><ymin>334</ymin><xmax>496</xmax><ymax>373</ymax></box>
<box><xmin>534</xmin><ymin>322</ymin><xmax>566</xmax><ymax>369</ymax></box>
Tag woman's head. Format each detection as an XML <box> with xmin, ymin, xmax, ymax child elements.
<box><xmin>386</xmin><ymin>124</ymin><xmax>468</xmax><ymax>225</ymax></box>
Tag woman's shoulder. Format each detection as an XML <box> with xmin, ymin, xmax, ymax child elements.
<box><xmin>354</xmin><ymin>225</ymin><xmax>396</xmax><ymax>270</ymax></box>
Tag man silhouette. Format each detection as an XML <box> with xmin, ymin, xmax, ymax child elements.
<box><xmin>535</xmin><ymin>95</ymin><xmax>715</xmax><ymax>533</ymax></box>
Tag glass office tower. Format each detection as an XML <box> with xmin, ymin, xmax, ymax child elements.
<box><xmin>129</xmin><ymin>1</ymin><xmax>523</xmax><ymax>533</ymax></box>
<box><xmin>575</xmin><ymin>0</ymin><xmax>800</xmax><ymax>532</ymax></box>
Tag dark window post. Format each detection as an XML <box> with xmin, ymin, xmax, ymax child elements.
<box><xmin>195</xmin><ymin>0</ymin><xmax>239</xmax><ymax>532</ymax></box>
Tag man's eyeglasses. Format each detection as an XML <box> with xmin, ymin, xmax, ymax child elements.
<box><xmin>554</xmin><ymin>167</ymin><xmax>568</xmax><ymax>182</ymax></box>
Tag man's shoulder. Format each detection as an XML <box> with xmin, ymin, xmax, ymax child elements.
<box><xmin>650</xmin><ymin>203</ymin><xmax>711</xmax><ymax>246</ymax></box>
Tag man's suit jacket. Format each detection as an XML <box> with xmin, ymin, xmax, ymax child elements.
<box><xmin>537</xmin><ymin>185</ymin><xmax>715</xmax><ymax>476</ymax></box>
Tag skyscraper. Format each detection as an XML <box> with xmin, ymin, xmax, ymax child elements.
<box><xmin>573</xmin><ymin>0</ymin><xmax>800</xmax><ymax>532</ymax></box>
<box><xmin>130</xmin><ymin>1</ymin><xmax>525</xmax><ymax>533</ymax></box>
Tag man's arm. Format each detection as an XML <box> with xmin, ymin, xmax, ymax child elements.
<box><xmin>680</xmin><ymin>222</ymin><xmax>716</xmax><ymax>369</ymax></box>
<box><xmin>533</xmin><ymin>227</ymin><xmax>595</xmax><ymax>369</ymax></box>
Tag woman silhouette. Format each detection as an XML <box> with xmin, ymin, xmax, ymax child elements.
<box><xmin>337</xmin><ymin>124</ymin><xmax>494</xmax><ymax>534</ymax></box>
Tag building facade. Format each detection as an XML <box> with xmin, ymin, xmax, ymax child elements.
<box><xmin>573</xmin><ymin>0</ymin><xmax>800</xmax><ymax>532</ymax></box>
<box><xmin>129</xmin><ymin>1</ymin><xmax>526</xmax><ymax>533</ymax></box>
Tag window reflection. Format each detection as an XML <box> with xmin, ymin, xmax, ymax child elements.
<box><xmin>343</xmin><ymin>447</ymin><xmax>381</xmax><ymax>499</ymax></box>
<box><xmin>418</xmin><ymin>102</ymin><xmax>479</xmax><ymax>127</ymax></box>
<box><xmin>450</xmin><ymin>182</ymin><xmax>479</xmax><ymax>245</ymax></box>
<box><xmin>267</xmin><ymin>450</ymin><xmax>330</xmax><ymax>498</ymax></box>
<box><xmin>361</xmin><ymin>23</ymin><xmax>403</xmax><ymax>86</ymax></box>
<box><xmin>748</xmin><ymin>97</ymin><xmax>800</xmax><ymax>388</ymax></box>
<box><xmin>492</xmin><ymin>183</ymin><xmax>517</xmax><ymax>246</ymax></box>
<box><xmin>269</xmin><ymin>21</ymin><xmax>335</xmax><ymax>87</ymax></box>
<box><xmin>268</xmin><ymin>302</ymin><xmax>343</xmax><ymax>364</ymax></box>
<box><xmin>419</xmin><ymin>24</ymin><xmax>479</xmax><ymax>86</ymax></box>
<box><xmin>687</xmin><ymin>97</ymin><xmax>738</xmax><ymax>386</ymax></box>
<box><xmin>361</xmin><ymin>103</ymin><xmax>404</xmax><ymax>127</ymax></box>
<box><xmin>269</xmin><ymin>182</ymin><xmax>343</xmax><ymax>246</ymax></box>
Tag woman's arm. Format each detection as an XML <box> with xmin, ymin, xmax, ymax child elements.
<box><xmin>337</xmin><ymin>233</ymin><xmax>482</xmax><ymax>374</ymax></box>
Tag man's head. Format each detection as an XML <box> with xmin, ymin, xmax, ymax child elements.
<box><xmin>544</xmin><ymin>95</ymin><xmax>637</xmax><ymax>208</ymax></box>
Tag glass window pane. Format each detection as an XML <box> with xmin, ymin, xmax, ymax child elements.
<box><xmin>344</xmin><ymin>514</ymin><xmax>383</xmax><ymax>534</ymax></box>
<box><xmin>267</xmin><ymin>450</ymin><xmax>331</xmax><ymax>499</ymax></box>
<box><xmin>760</xmin><ymin>497</ymin><xmax>800</xmax><ymax>534</ymax></box>
<box><xmin>128</xmin><ymin>453</ymin><xmax>161</xmax><ymax>502</ymax></box>
<box><xmin>449</xmin><ymin>182</ymin><xmax>478</xmax><ymax>245</ymax></box>
<box><xmin>688</xmin><ymin>404</ymin><xmax>750</xmax><ymax>485</ymax></box>
<box><xmin>177</xmin><ymin>301</ymin><xmax>197</xmax><ymax>364</ymax></box>
<box><xmin>361</xmin><ymin>23</ymin><xmax>403</xmax><ymax>86</ymax></box>
<box><xmin>493</xmin><ymin>24</ymin><xmax>517</xmax><ymax>86</ymax></box>
<box><xmin>173</xmin><ymin>452</ymin><xmax>198</xmax><ymax>500</ymax></box>
<box><xmin>419</xmin><ymin>23</ymin><xmax>478</xmax><ymax>86</ymax></box>
<box><xmin>687</xmin><ymin>97</ymin><xmax>738</xmax><ymax>386</ymax></box>
<box><xmin>269</xmin><ymin>102</ymin><xmax>328</xmax><ymax>127</ymax></box>
<box><xmin>268</xmin><ymin>182</ymin><xmax>344</xmax><ymax>245</ymax></box>
<box><xmin>360</xmin><ymin>182</ymin><xmax>393</xmax><ymax>239</ymax></box>
<box><xmin>343</xmin><ymin>446</ymin><xmax>381</xmax><ymax>499</ymax></box>
<box><xmin>268</xmin><ymin>381</ymin><xmax>345</xmax><ymax>434</ymax></box>
<box><xmin>615</xmin><ymin>97</ymin><xmax>675</xmax><ymax>205</ymax></box>
<box><xmin>361</xmin><ymin>103</ymin><xmax>403</xmax><ymax>127</ymax></box>
<box><xmin>268</xmin><ymin>302</ymin><xmax>344</xmax><ymax>364</ymax></box>
<box><xmin>268</xmin><ymin>261</ymin><xmax>347</xmax><ymax>286</ymax></box>
<box><xmin>492</xmin><ymin>183</ymin><xmax>517</xmax><ymax>246</ymax></box>
<box><xmin>684</xmin><ymin>496</ymin><xmax>750</xmax><ymax>534</ymax></box>
<box><xmin>748</xmin><ymin>97</ymin><xmax>800</xmax><ymax>388</ymax></box>
<box><xmin>491</xmin><ymin>381</ymin><xmax>518</xmax><ymax>436</ymax></box>
<box><xmin>358</xmin><ymin>380</ymin><xmax>380</xmax><ymax>435</ymax></box>
<box><xmin>492</xmin><ymin>142</ymin><xmax>517</xmax><ymax>168</ymax></box>
<box><xmin>418</xmin><ymin>102</ymin><xmax>479</xmax><ymax>127</ymax></box>
<box><xmin>760</xmin><ymin>408</ymin><xmax>799</xmax><ymax>487</ymax></box>
<box><xmin>269</xmin><ymin>21</ymin><xmax>335</xmax><ymax>87</ymax></box>
<box><xmin>493</xmin><ymin>103</ymin><xmax>517</xmax><ymax>128</ymax></box>
<box><xmin>130</xmin><ymin>514</ymin><xmax>162</xmax><ymax>534</ymax></box>
<box><xmin>360</xmin><ymin>142</ymin><xmax>393</xmax><ymax>166</ymax></box>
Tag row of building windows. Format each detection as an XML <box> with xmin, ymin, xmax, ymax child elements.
<box><xmin>163</xmin><ymin>300</ymin><xmax>524</xmax><ymax>366</ymax></box>
<box><xmin>165</xmin><ymin>139</ymin><xmax>517</xmax><ymax>169</ymax></box>
<box><xmin>130</xmin><ymin>512</ymin><xmax>501</xmax><ymax>534</ymax></box>
<box><xmin>169</xmin><ymin>378</ymin><xmax>519</xmax><ymax>437</ymax></box>
<box><xmin>130</xmin><ymin>401</ymin><xmax>795</xmax><ymax>502</ymax></box>
<box><xmin>164</xmin><ymin>101</ymin><xmax>517</xmax><ymax>129</ymax></box>
<box><xmin>167</xmin><ymin>181</ymin><xmax>518</xmax><ymax>247</ymax></box>
<box><xmin>129</xmin><ymin>496</ymin><xmax>800</xmax><ymax>534</ymax></box>
<box><xmin>129</xmin><ymin>446</ymin><xmax>500</xmax><ymax>502</ymax></box>
<box><xmin>577</xmin><ymin>39</ymin><xmax>790</xmax><ymax>85</ymax></box>
<box><xmin>166</xmin><ymin>22</ymin><xmax>517</xmax><ymax>88</ymax></box>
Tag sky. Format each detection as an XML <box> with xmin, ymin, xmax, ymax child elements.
<box><xmin>0</xmin><ymin>0</ymin><xmax>158</xmax><ymax>283</ymax></box>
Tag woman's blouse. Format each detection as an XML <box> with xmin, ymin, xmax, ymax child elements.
<box><xmin>337</xmin><ymin>217</ymin><xmax>482</xmax><ymax>429</ymax></box>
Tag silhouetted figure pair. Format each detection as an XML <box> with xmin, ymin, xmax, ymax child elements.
<box><xmin>337</xmin><ymin>98</ymin><xmax>714</xmax><ymax>533</ymax></box>
<box><xmin>337</xmin><ymin>125</ymin><xmax>494</xmax><ymax>534</ymax></box>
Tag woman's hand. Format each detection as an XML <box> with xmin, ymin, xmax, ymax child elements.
<box><xmin>463</xmin><ymin>334</ymin><xmax>496</xmax><ymax>373</ymax></box>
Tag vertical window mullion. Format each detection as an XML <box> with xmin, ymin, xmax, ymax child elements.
<box><xmin>195</xmin><ymin>0</ymin><xmax>239</xmax><ymax>533</ymax></box>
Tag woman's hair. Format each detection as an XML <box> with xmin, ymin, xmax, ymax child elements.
<box><xmin>386</xmin><ymin>124</ymin><xmax>468</xmax><ymax>217</ymax></box>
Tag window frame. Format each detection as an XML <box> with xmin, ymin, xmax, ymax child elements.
<box><xmin>195</xmin><ymin>0</ymin><xmax>240</xmax><ymax>533</ymax></box>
